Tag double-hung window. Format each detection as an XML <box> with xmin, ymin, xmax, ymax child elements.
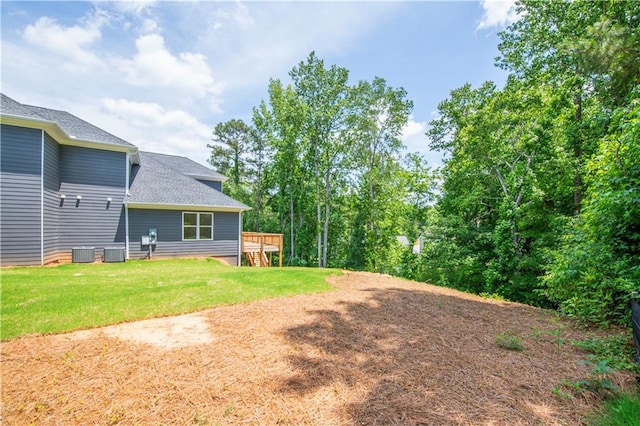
<box><xmin>183</xmin><ymin>212</ymin><xmax>213</xmax><ymax>240</ymax></box>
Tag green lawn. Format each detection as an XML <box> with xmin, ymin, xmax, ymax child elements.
<box><xmin>0</xmin><ymin>258</ymin><xmax>339</xmax><ymax>340</ymax></box>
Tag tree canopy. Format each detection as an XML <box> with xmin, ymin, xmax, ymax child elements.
<box><xmin>209</xmin><ymin>1</ymin><xmax>640</xmax><ymax>326</ymax></box>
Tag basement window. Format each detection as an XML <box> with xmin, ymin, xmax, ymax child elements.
<box><xmin>183</xmin><ymin>212</ymin><xmax>213</xmax><ymax>240</ymax></box>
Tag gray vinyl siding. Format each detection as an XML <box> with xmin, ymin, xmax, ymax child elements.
<box><xmin>199</xmin><ymin>180</ymin><xmax>223</xmax><ymax>192</ymax></box>
<box><xmin>58</xmin><ymin>145</ymin><xmax>126</xmax><ymax>260</ymax></box>
<box><xmin>214</xmin><ymin>212</ymin><xmax>240</xmax><ymax>240</ymax></box>
<box><xmin>128</xmin><ymin>209</ymin><xmax>239</xmax><ymax>260</ymax></box>
<box><xmin>43</xmin><ymin>133</ymin><xmax>60</xmax><ymax>264</ymax></box>
<box><xmin>0</xmin><ymin>125</ymin><xmax>42</xmax><ymax>266</ymax></box>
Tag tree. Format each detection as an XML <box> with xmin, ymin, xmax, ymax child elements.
<box><xmin>289</xmin><ymin>52</ymin><xmax>354</xmax><ymax>267</ymax></box>
<box><xmin>542</xmin><ymin>92</ymin><xmax>640</xmax><ymax>325</ymax></box>
<box><xmin>253</xmin><ymin>80</ymin><xmax>310</xmax><ymax>262</ymax></box>
<box><xmin>425</xmin><ymin>78</ymin><xmax>576</xmax><ymax>304</ymax></box>
<box><xmin>244</xmin><ymin>126</ymin><xmax>269</xmax><ymax>232</ymax></box>
<box><xmin>497</xmin><ymin>0</ymin><xmax>640</xmax><ymax>214</ymax></box>
<box><xmin>208</xmin><ymin>119</ymin><xmax>252</xmax><ymax>197</ymax></box>
<box><xmin>347</xmin><ymin>77</ymin><xmax>413</xmax><ymax>270</ymax></box>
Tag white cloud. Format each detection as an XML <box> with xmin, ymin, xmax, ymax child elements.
<box><xmin>100</xmin><ymin>98</ymin><xmax>213</xmax><ymax>163</ymax></box>
<box><xmin>22</xmin><ymin>13</ymin><xmax>106</xmax><ymax>70</ymax></box>
<box><xmin>4</xmin><ymin>1</ymin><xmax>404</xmax><ymax>166</ymax></box>
<box><xmin>211</xmin><ymin>2</ymin><xmax>254</xmax><ymax>32</ymax></box>
<box><xmin>191</xmin><ymin>2</ymin><xmax>401</xmax><ymax>92</ymax></box>
<box><xmin>140</xmin><ymin>18</ymin><xmax>158</xmax><ymax>34</ymax></box>
<box><xmin>477</xmin><ymin>0</ymin><xmax>519</xmax><ymax>30</ymax></box>
<box><xmin>402</xmin><ymin>116</ymin><xmax>443</xmax><ymax>167</ymax></box>
<box><xmin>116</xmin><ymin>33</ymin><xmax>224</xmax><ymax>107</ymax></box>
<box><xmin>402</xmin><ymin>116</ymin><xmax>427</xmax><ymax>144</ymax></box>
<box><xmin>110</xmin><ymin>0</ymin><xmax>156</xmax><ymax>16</ymax></box>
<box><xmin>101</xmin><ymin>98</ymin><xmax>200</xmax><ymax>128</ymax></box>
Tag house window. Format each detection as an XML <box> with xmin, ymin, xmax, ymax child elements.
<box><xmin>183</xmin><ymin>212</ymin><xmax>213</xmax><ymax>240</ymax></box>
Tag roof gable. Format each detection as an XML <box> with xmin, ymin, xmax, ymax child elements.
<box><xmin>24</xmin><ymin>104</ymin><xmax>135</xmax><ymax>148</ymax></box>
<box><xmin>1</xmin><ymin>93</ymin><xmax>134</xmax><ymax>149</ymax></box>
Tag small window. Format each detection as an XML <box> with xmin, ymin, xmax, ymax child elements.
<box><xmin>183</xmin><ymin>212</ymin><xmax>213</xmax><ymax>240</ymax></box>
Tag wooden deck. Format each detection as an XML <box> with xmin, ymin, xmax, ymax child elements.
<box><xmin>242</xmin><ymin>232</ymin><xmax>283</xmax><ymax>267</ymax></box>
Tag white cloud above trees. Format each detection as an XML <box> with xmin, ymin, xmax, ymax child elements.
<box><xmin>115</xmin><ymin>33</ymin><xmax>224</xmax><ymax>106</ymax></box>
<box><xmin>99</xmin><ymin>98</ymin><xmax>212</xmax><ymax>161</ymax></box>
<box><xmin>477</xmin><ymin>0</ymin><xmax>519</xmax><ymax>30</ymax></box>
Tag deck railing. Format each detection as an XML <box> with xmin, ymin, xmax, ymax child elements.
<box><xmin>241</xmin><ymin>232</ymin><xmax>283</xmax><ymax>267</ymax></box>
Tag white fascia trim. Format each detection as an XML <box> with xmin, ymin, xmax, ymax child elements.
<box><xmin>126</xmin><ymin>202</ymin><xmax>250</xmax><ymax>212</ymax></box>
<box><xmin>185</xmin><ymin>173</ymin><xmax>228</xmax><ymax>182</ymax></box>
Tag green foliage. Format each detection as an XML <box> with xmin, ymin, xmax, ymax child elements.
<box><xmin>495</xmin><ymin>332</ymin><xmax>524</xmax><ymax>351</ymax></box>
<box><xmin>574</xmin><ymin>360</ymin><xmax>619</xmax><ymax>397</ymax></box>
<box><xmin>589</xmin><ymin>392</ymin><xmax>640</xmax><ymax>426</ymax></box>
<box><xmin>542</xmin><ymin>95</ymin><xmax>640</xmax><ymax>326</ymax></box>
<box><xmin>572</xmin><ymin>335</ymin><xmax>640</xmax><ymax>373</ymax></box>
<box><xmin>416</xmin><ymin>0</ymin><xmax>640</xmax><ymax>322</ymax></box>
<box><xmin>0</xmin><ymin>259</ymin><xmax>338</xmax><ymax>340</ymax></box>
<box><xmin>207</xmin><ymin>0</ymin><xmax>639</xmax><ymax>330</ymax></box>
<box><xmin>208</xmin><ymin>118</ymin><xmax>269</xmax><ymax>232</ymax></box>
<box><xmin>554</xmin><ymin>360</ymin><xmax>619</xmax><ymax>402</ymax></box>
<box><xmin>249</xmin><ymin>51</ymin><xmax>415</xmax><ymax>270</ymax></box>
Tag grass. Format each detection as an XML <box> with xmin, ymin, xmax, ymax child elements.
<box><xmin>0</xmin><ymin>258</ymin><xmax>339</xmax><ymax>340</ymax></box>
<box><xmin>589</xmin><ymin>392</ymin><xmax>640</xmax><ymax>426</ymax></box>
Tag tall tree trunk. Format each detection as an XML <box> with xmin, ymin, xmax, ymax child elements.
<box><xmin>315</xmin><ymin>138</ymin><xmax>322</xmax><ymax>267</ymax></box>
<box><xmin>368</xmin><ymin>143</ymin><xmax>377</xmax><ymax>269</ymax></box>
<box><xmin>254</xmin><ymin>165</ymin><xmax>261</xmax><ymax>232</ymax></box>
<box><xmin>234</xmin><ymin>147</ymin><xmax>240</xmax><ymax>188</ymax></box>
<box><xmin>289</xmin><ymin>186</ymin><xmax>295</xmax><ymax>261</ymax></box>
<box><xmin>322</xmin><ymin>169</ymin><xmax>331</xmax><ymax>268</ymax></box>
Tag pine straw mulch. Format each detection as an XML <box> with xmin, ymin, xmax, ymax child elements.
<box><xmin>1</xmin><ymin>271</ymin><xmax>635</xmax><ymax>425</ymax></box>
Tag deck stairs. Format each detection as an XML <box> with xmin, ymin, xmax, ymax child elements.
<box><xmin>246</xmin><ymin>250</ymin><xmax>269</xmax><ymax>267</ymax></box>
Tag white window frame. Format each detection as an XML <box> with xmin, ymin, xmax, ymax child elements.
<box><xmin>182</xmin><ymin>212</ymin><xmax>213</xmax><ymax>241</ymax></box>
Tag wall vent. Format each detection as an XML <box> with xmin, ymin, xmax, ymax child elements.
<box><xmin>72</xmin><ymin>247</ymin><xmax>95</xmax><ymax>263</ymax></box>
<box><xmin>104</xmin><ymin>247</ymin><xmax>126</xmax><ymax>263</ymax></box>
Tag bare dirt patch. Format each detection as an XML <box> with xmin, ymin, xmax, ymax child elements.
<box><xmin>1</xmin><ymin>272</ymin><xmax>631</xmax><ymax>425</ymax></box>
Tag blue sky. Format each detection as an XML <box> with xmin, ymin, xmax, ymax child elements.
<box><xmin>1</xmin><ymin>1</ymin><xmax>517</xmax><ymax>166</ymax></box>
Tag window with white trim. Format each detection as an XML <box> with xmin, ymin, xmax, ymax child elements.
<box><xmin>183</xmin><ymin>212</ymin><xmax>213</xmax><ymax>240</ymax></box>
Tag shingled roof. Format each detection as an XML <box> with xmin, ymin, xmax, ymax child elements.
<box><xmin>142</xmin><ymin>151</ymin><xmax>226</xmax><ymax>181</ymax></box>
<box><xmin>1</xmin><ymin>93</ymin><xmax>43</xmax><ymax>119</ymax></box>
<box><xmin>1</xmin><ymin>94</ymin><xmax>134</xmax><ymax>148</ymax></box>
<box><xmin>127</xmin><ymin>152</ymin><xmax>249</xmax><ymax>211</ymax></box>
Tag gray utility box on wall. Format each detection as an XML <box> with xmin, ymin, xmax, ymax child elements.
<box><xmin>104</xmin><ymin>247</ymin><xmax>126</xmax><ymax>263</ymax></box>
<box><xmin>72</xmin><ymin>247</ymin><xmax>96</xmax><ymax>263</ymax></box>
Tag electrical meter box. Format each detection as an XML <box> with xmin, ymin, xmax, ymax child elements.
<box><xmin>149</xmin><ymin>228</ymin><xmax>157</xmax><ymax>245</ymax></box>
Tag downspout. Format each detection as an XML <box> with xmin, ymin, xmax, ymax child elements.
<box><xmin>40</xmin><ymin>130</ymin><xmax>44</xmax><ymax>265</ymax></box>
<box><xmin>125</xmin><ymin>152</ymin><xmax>130</xmax><ymax>259</ymax></box>
<box><xmin>237</xmin><ymin>211</ymin><xmax>242</xmax><ymax>266</ymax></box>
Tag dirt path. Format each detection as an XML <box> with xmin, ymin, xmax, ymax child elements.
<box><xmin>1</xmin><ymin>272</ymin><xmax>630</xmax><ymax>425</ymax></box>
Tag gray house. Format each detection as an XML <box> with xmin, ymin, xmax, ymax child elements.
<box><xmin>0</xmin><ymin>93</ymin><xmax>249</xmax><ymax>267</ymax></box>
